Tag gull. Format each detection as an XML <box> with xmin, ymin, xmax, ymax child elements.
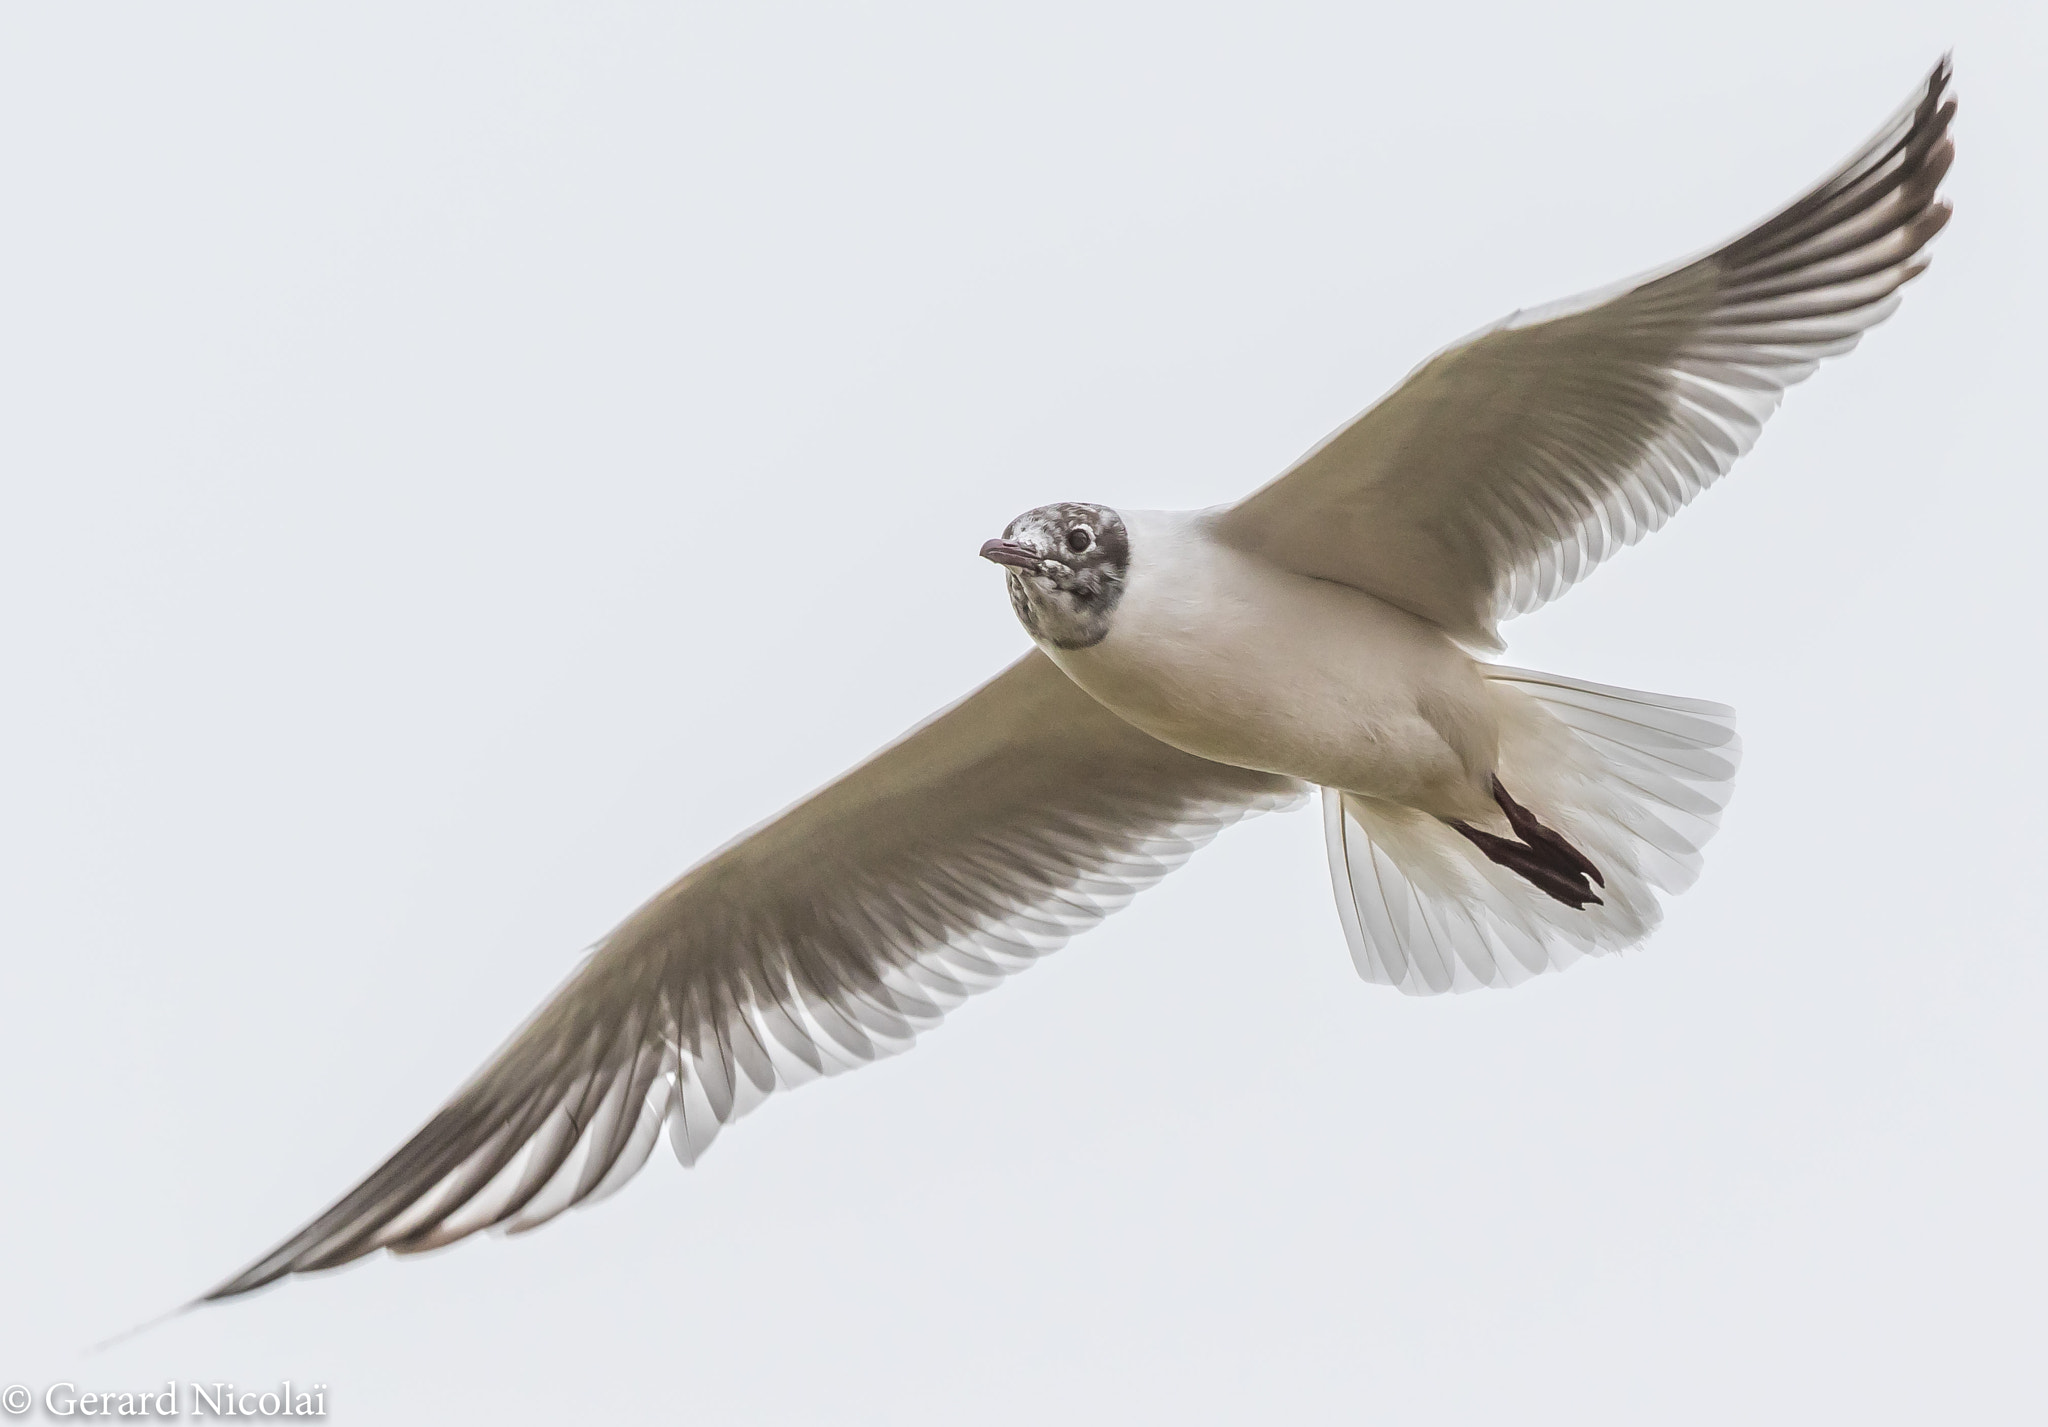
<box><xmin>201</xmin><ymin>60</ymin><xmax>1953</xmax><ymax>1302</ymax></box>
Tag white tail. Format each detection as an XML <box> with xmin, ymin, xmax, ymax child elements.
<box><xmin>1324</xmin><ymin>667</ymin><xmax>1740</xmax><ymax>995</ymax></box>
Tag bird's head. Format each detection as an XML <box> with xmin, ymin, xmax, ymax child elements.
<box><xmin>980</xmin><ymin>501</ymin><xmax>1130</xmax><ymax>650</ymax></box>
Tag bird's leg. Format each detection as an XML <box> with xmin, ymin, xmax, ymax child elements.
<box><xmin>1491</xmin><ymin>776</ymin><xmax>1605</xmax><ymax>888</ymax></box>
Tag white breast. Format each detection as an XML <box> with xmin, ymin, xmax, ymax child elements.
<box><xmin>1043</xmin><ymin>509</ymin><xmax>1500</xmax><ymax>820</ymax></box>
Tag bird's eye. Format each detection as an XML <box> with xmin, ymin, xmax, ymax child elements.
<box><xmin>1065</xmin><ymin>526</ymin><xmax>1093</xmax><ymax>554</ymax></box>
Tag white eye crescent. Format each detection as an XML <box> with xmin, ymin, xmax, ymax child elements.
<box><xmin>1065</xmin><ymin>526</ymin><xmax>1093</xmax><ymax>554</ymax></box>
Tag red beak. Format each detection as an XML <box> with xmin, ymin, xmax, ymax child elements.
<box><xmin>979</xmin><ymin>539</ymin><xmax>1042</xmax><ymax>570</ymax></box>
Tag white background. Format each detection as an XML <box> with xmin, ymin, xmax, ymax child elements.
<box><xmin>2</xmin><ymin>4</ymin><xmax>2041</xmax><ymax>1423</ymax></box>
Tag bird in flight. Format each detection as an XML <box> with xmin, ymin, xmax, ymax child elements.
<box><xmin>203</xmin><ymin>60</ymin><xmax>1954</xmax><ymax>1302</ymax></box>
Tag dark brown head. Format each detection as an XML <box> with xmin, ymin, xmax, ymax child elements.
<box><xmin>979</xmin><ymin>502</ymin><xmax>1130</xmax><ymax>650</ymax></box>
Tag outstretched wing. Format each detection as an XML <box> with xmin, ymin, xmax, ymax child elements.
<box><xmin>206</xmin><ymin>652</ymin><xmax>1303</xmax><ymax>1300</ymax></box>
<box><xmin>1216</xmin><ymin>59</ymin><xmax>1955</xmax><ymax>651</ymax></box>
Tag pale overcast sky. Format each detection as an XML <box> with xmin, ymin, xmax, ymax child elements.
<box><xmin>2</xmin><ymin>4</ymin><xmax>2042</xmax><ymax>1423</ymax></box>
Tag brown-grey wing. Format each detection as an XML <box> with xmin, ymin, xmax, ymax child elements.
<box><xmin>1216</xmin><ymin>59</ymin><xmax>1954</xmax><ymax>650</ymax></box>
<box><xmin>203</xmin><ymin>651</ymin><xmax>1304</xmax><ymax>1300</ymax></box>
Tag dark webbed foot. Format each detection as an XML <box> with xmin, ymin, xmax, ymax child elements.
<box><xmin>1449</xmin><ymin>778</ymin><xmax>1606</xmax><ymax>909</ymax></box>
<box><xmin>1450</xmin><ymin>821</ymin><xmax>1603</xmax><ymax>909</ymax></box>
<box><xmin>1491</xmin><ymin>777</ymin><xmax>1604</xmax><ymax>888</ymax></box>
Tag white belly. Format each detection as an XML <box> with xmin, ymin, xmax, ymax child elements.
<box><xmin>1043</xmin><ymin>509</ymin><xmax>1500</xmax><ymax>820</ymax></box>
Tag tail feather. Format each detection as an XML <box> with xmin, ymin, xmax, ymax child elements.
<box><xmin>1324</xmin><ymin>667</ymin><xmax>1739</xmax><ymax>996</ymax></box>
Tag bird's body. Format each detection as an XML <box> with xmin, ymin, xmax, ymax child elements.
<box><xmin>1046</xmin><ymin>508</ymin><xmax>1501</xmax><ymax>824</ymax></box>
<box><xmin>192</xmin><ymin>59</ymin><xmax>1957</xmax><ymax>1306</ymax></box>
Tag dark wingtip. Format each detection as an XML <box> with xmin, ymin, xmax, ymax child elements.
<box><xmin>86</xmin><ymin>1301</ymin><xmax>196</xmax><ymax>1355</ymax></box>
